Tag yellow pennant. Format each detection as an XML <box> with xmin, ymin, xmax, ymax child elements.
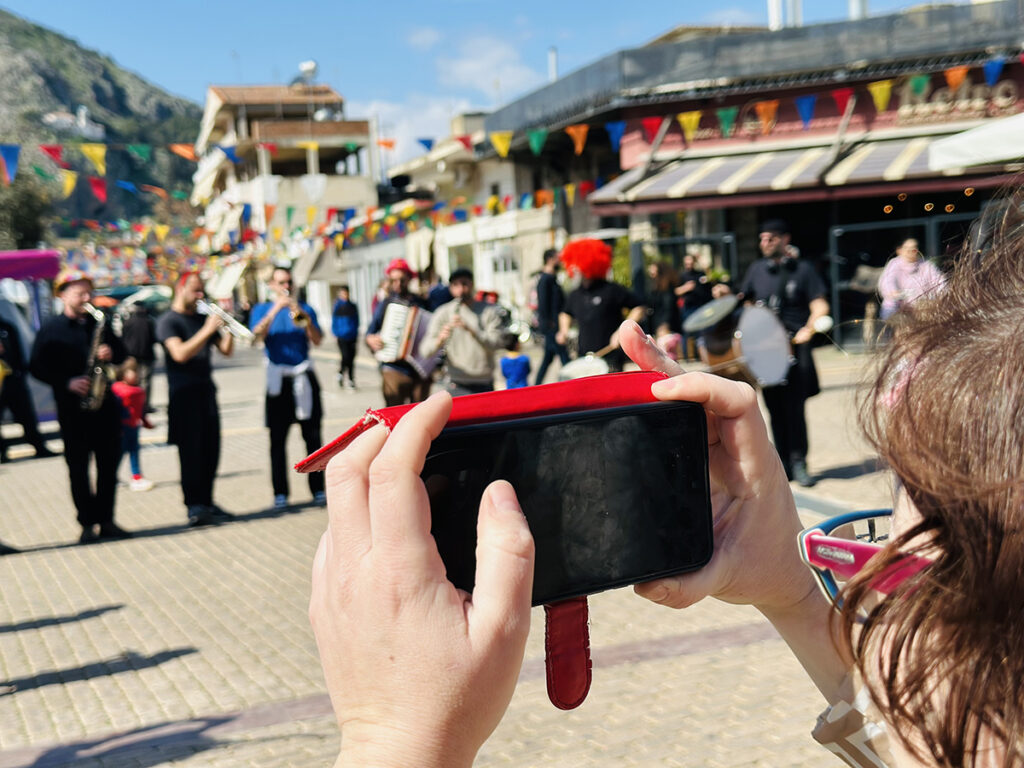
<box><xmin>139</xmin><ymin>225</ymin><xmax>152</xmax><ymax>242</ymax></box>
<box><xmin>489</xmin><ymin>131</ymin><xmax>513</xmax><ymax>158</ymax></box>
<box><xmin>272</xmin><ymin>226</ymin><xmax>282</xmax><ymax>241</ymax></box>
<box><xmin>564</xmin><ymin>183</ymin><xmax>576</xmax><ymax>207</ymax></box>
<box><xmin>867</xmin><ymin>80</ymin><xmax>893</xmax><ymax>113</ymax></box>
<box><xmin>155</xmin><ymin>224</ymin><xmax>170</xmax><ymax>243</ymax></box>
<box><xmin>79</xmin><ymin>143</ymin><xmax>107</xmax><ymax>176</ymax></box>
<box><xmin>306</xmin><ymin>206</ymin><xmax>317</xmax><ymax>226</ymax></box>
<box><xmin>676</xmin><ymin>110</ymin><xmax>703</xmax><ymax>143</ymax></box>
<box><xmin>334</xmin><ymin>234</ymin><xmax>344</xmax><ymax>250</ymax></box>
<box><xmin>370</xmin><ymin>222</ymin><xmax>381</xmax><ymax>239</ymax></box>
<box><xmin>296</xmin><ymin>141</ymin><xmax>320</xmax><ymax>152</ymax></box>
<box><xmin>60</xmin><ymin>169</ymin><xmax>78</xmax><ymax>199</ymax></box>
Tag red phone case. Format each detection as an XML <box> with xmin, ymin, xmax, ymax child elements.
<box><xmin>296</xmin><ymin>370</ymin><xmax>670</xmax><ymax>709</ymax></box>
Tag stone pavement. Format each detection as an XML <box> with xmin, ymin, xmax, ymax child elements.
<box><xmin>0</xmin><ymin>341</ymin><xmax>891</xmax><ymax>767</ymax></box>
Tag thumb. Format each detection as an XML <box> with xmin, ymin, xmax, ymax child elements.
<box><xmin>469</xmin><ymin>480</ymin><xmax>534</xmax><ymax>644</ymax></box>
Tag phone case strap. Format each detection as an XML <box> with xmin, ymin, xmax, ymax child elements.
<box><xmin>295</xmin><ymin>370</ymin><xmax>668</xmax><ymax>472</ymax></box>
<box><xmin>544</xmin><ymin>597</ymin><xmax>592</xmax><ymax>710</ymax></box>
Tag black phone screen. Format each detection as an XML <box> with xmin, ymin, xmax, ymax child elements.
<box><xmin>422</xmin><ymin>401</ymin><xmax>712</xmax><ymax>606</ymax></box>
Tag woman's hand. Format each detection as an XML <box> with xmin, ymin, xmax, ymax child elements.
<box><xmin>309</xmin><ymin>392</ymin><xmax>535</xmax><ymax>768</ymax></box>
<box><xmin>618</xmin><ymin>320</ymin><xmax>816</xmax><ymax>615</ymax></box>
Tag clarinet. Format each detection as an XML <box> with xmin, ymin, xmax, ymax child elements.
<box><xmin>80</xmin><ymin>303</ymin><xmax>111</xmax><ymax>412</ymax></box>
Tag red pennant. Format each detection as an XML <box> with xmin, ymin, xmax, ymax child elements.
<box><xmin>502</xmin><ymin>195</ymin><xmax>512</xmax><ymax>209</ymax></box>
<box><xmin>831</xmin><ymin>87</ymin><xmax>854</xmax><ymax>116</ymax></box>
<box><xmin>257</xmin><ymin>142</ymin><xmax>278</xmax><ymax>155</ymax></box>
<box><xmin>472</xmin><ymin>205</ymin><xmax>483</xmax><ymax>216</ymax></box>
<box><xmin>326</xmin><ymin>207</ymin><xmax>338</xmax><ymax>223</ymax></box>
<box><xmin>39</xmin><ymin>144</ymin><xmax>69</xmax><ymax>169</ymax></box>
<box><xmin>456</xmin><ymin>135</ymin><xmax>473</xmax><ymax>151</ymax></box>
<box><xmin>88</xmin><ymin>177</ymin><xmax>107</xmax><ymax>204</ymax></box>
<box><xmin>577</xmin><ymin>180</ymin><xmax>596</xmax><ymax>197</ymax></box>
<box><xmin>641</xmin><ymin>117</ymin><xmax>663</xmax><ymax>144</ymax></box>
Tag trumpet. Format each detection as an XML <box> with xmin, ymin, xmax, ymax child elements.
<box><xmin>284</xmin><ymin>289</ymin><xmax>309</xmax><ymax>328</ymax></box>
<box><xmin>196</xmin><ymin>299</ymin><xmax>256</xmax><ymax>343</ymax></box>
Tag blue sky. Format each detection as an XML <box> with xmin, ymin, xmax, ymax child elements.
<box><xmin>2</xmin><ymin>1</ymin><xmax>955</xmax><ymax>161</ymax></box>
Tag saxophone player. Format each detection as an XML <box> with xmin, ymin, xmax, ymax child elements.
<box><xmin>29</xmin><ymin>270</ymin><xmax>129</xmax><ymax>544</ymax></box>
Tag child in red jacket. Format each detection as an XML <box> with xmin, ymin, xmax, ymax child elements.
<box><xmin>112</xmin><ymin>358</ymin><xmax>154</xmax><ymax>491</ymax></box>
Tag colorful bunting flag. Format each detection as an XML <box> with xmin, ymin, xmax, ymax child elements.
<box><xmin>171</xmin><ymin>190</ymin><xmax>189</xmax><ymax>200</ymax></box>
<box><xmin>676</xmin><ymin>110</ymin><xmax>702</xmax><ymax>143</ymax></box>
<box><xmin>155</xmin><ymin>224</ymin><xmax>170</xmax><ymax>243</ymax></box>
<box><xmin>115</xmin><ymin>180</ymin><xmax>139</xmax><ymax>195</ymax></box>
<box><xmin>417</xmin><ymin>138</ymin><xmax>434</xmax><ymax>152</ymax></box>
<box><xmin>717</xmin><ymin>106</ymin><xmax>739</xmax><ymax>138</ymax></box>
<box><xmin>944</xmin><ymin>65</ymin><xmax>969</xmax><ymax>93</ymax></box>
<box><xmin>297</xmin><ymin>141</ymin><xmax>321</xmax><ymax>152</ymax></box>
<box><xmin>39</xmin><ymin>144</ymin><xmax>69</xmax><ymax>168</ymax></box>
<box><xmin>80</xmin><ymin>143</ymin><xmax>107</xmax><ymax>175</ymax></box>
<box><xmin>754</xmin><ymin>100</ymin><xmax>779</xmax><ymax>134</ymax></box>
<box><xmin>216</xmin><ymin>145</ymin><xmax>242</xmax><ymax>163</ymax></box>
<box><xmin>489</xmin><ymin>131</ymin><xmax>513</xmax><ymax>158</ymax></box>
<box><xmin>831</xmin><ymin>87</ymin><xmax>854</xmax><ymax>116</ymax></box>
<box><xmin>564</xmin><ymin>183</ymin><xmax>576</xmax><ymax>207</ymax></box>
<box><xmin>60</xmin><ymin>170</ymin><xmax>78</xmax><ymax>199</ymax></box>
<box><xmin>141</xmin><ymin>184</ymin><xmax>168</xmax><ymax>200</ymax></box>
<box><xmin>641</xmin><ymin>117</ymin><xmax>663</xmax><ymax>144</ymax></box>
<box><xmin>32</xmin><ymin>165</ymin><xmax>54</xmax><ymax>181</ymax></box>
<box><xmin>867</xmin><ymin>80</ymin><xmax>893</xmax><ymax>113</ymax></box>
<box><xmin>795</xmin><ymin>95</ymin><xmax>817</xmax><ymax>129</ymax></box>
<box><xmin>456</xmin><ymin>135</ymin><xmax>474</xmax><ymax>151</ymax></box>
<box><xmin>527</xmin><ymin>129</ymin><xmax>548</xmax><ymax>156</ymax></box>
<box><xmin>565</xmin><ymin>124</ymin><xmax>589</xmax><ymax>155</ymax></box>
<box><xmin>88</xmin><ymin>177</ymin><xmax>107</xmax><ymax>204</ymax></box>
<box><xmin>127</xmin><ymin>144</ymin><xmax>152</xmax><ymax>162</ymax></box>
<box><xmin>0</xmin><ymin>145</ymin><xmax>20</xmax><ymax>184</ymax></box>
<box><xmin>983</xmin><ymin>58</ymin><xmax>1005</xmax><ymax>87</ymax></box>
<box><xmin>376</xmin><ymin>139</ymin><xmax>395</xmax><ymax>150</ymax></box>
<box><xmin>910</xmin><ymin>74</ymin><xmax>931</xmax><ymax>97</ymax></box>
<box><xmin>306</xmin><ymin>206</ymin><xmax>317</xmax><ymax>227</ymax></box>
<box><xmin>604</xmin><ymin>120</ymin><xmax>626</xmax><ymax>152</ymax></box>
<box><xmin>169</xmin><ymin>143</ymin><xmax>198</xmax><ymax>161</ymax></box>
<box><xmin>257</xmin><ymin>142</ymin><xmax>278</xmax><ymax>155</ymax></box>
<box><xmin>264</xmin><ymin>204</ymin><xmax>276</xmax><ymax>226</ymax></box>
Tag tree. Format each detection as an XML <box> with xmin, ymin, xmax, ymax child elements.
<box><xmin>0</xmin><ymin>177</ymin><xmax>52</xmax><ymax>250</ymax></box>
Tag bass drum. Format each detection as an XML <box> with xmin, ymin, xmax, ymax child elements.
<box><xmin>558</xmin><ymin>353</ymin><xmax>611</xmax><ymax>381</ymax></box>
<box><xmin>701</xmin><ymin>305</ymin><xmax>792</xmax><ymax>388</ymax></box>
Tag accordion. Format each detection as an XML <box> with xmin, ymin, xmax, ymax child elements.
<box><xmin>375</xmin><ymin>302</ymin><xmax>441</xmax><ymax>378</ymax></box>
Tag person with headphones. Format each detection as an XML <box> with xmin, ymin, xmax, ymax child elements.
<box><xmin>733</xmin><ymin>220</ymin><xmax>829</xmax><ymax>487</ymax></box>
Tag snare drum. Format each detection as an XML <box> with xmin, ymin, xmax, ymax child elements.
<box><xmin>700</xmin><ymin>305</ymin><xmax>792</xmax><ymax>387</ymax></box>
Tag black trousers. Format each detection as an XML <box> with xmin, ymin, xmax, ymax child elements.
<box><xmin>266</xmin><ymin>371</ymin><xmax>324</xmax><ymax>499</ymax></box>
<box><xmin>534</xmin><ymin>330</ymin><xmax>569</xmax><ymax>385</ymax></box>
<box><xmin>168</xmin><ymin>384</ymin><xmax>220</xmax><ymax>509</ymax></box>
<box><xmin>58</xmin><ymin>402</ymin><xmax>122</xmax><ymax>529</ymax></box>
<box><xmin>0</xmin><ymin>372</ymin><xmax>47</xmax><ymax>453</ymax></box>
<box><xmin>337</xmin><ymin>338</ymin><xmax>357</xmax><ymax>383</ymax></box>
<box><xmin>761</xmin><ymin>342</ymin><xmax>819</xmax><ymax>468</ymax></box>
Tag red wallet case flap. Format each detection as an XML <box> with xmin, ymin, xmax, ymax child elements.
<box><xmin>295</xmin><ymin>371</ymin><xmax>668</xmax><ymax>472</ymax></box>
<box><xmin>544</xmin><ymin>597</ymin><xmax>592</xmax><ymax>709</ymax></box>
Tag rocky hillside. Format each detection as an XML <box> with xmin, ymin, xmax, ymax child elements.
<box><xmin>0</xmin><ymin>8</ymin><xmax>202</xmax><ymax>223</ymax></box>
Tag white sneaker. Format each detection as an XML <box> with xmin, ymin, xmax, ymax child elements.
<box><xmin>130</xmin><ymin>477</ymin><xmax>154</xmax><ymax>492</ymax></box>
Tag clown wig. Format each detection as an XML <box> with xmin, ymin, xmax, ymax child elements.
<box><xmin>559</xmin><ymin>239</ymin><xmax>612</xmax><ymax>280</ymax></box>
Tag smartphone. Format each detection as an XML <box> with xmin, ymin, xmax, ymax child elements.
<box><xmin>422</xmin><ymin>401</ymin><xmax>712</xmax><ymax>606</ymax></box>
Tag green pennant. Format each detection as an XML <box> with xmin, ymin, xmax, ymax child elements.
<box><xmin>345</xmin><ymin>142</ymin><xmax>360</xmax><ymax>152</ymax></box>
<box><xmin>127</xmin><ymin>144</ymin><xmax>152</xmax><ymax>162</ymax></box>
<box><xmin>286</xmin><ymin>206</ymin><xmax>295</xmax><ymax>228</ymax></box>
<box><xmin>384</xmin><ymin>205</ymin><xmax>392</xmax><ymax>216</ymax></box>
<box><xmin>171</xmin><ymin>190</ymin><xmax>189</xmax><ymax>200</ymax></box>
<box><xmin>910</xmin><ymin>74</ymin><xmax>931</xmax><ymax>97</ymax></box>
<box><xmin>716</xmin><ymin>106</ymin><xmax>739</xmax><ymax>138</ymax></box>
<box><xmin>527</xmin><ymin>129</ymin><xmax>548</xmax><ymax>156</ymax></box>
<box><xmin>32</xmin><ymin>164</ymin><xmax>55</xmax><ymax>180</ymax></box>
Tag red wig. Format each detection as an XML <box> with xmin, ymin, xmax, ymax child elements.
<box><xmin>560</xmin><ymin>239</ymin><xmax>612</xmax><ymax>280</ymax></box>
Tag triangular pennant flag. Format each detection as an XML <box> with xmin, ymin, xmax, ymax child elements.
<box><xmin>944</xmin><ymin>65</ymin><xmax>969</xmax><ymax>93</ymax></box>
<box><xmin>527</xmin><ymin>129</ymin><xmax>548</xmax><ymax>156</ymax></box>
<box><xmin>60</xmin><ymin>169</ymin><xmax>78</xmax><ymax>199</ymax></box>
<box><xmin>754</xmin><ymin>100</ymin><xmax>779</xmax><ymax>134</ymax></box>
<box><xmin>565</xmin><ymin>124</ymin><xmax>589</xmax><ymax>155</ymax></box>
<box><xmin>306</xmin><ymin>206</ymin><xmax>317</xmax><ymax>227</ymax></box>
<box><xmin>716</xmin><ymin>106</ymin><xmax>739</xmax><ymax>138</ymax></box>
<box><xmin>795</xmin><ymin>94</ymin><xmax>817</xmax><ymax>129</ymax></box>
<box><xmin>32</xmin><ymin>164</ymin><xmax>55</xmax><ymax>181</ymax></box>
<box><xmin>456</xmin><ymin>134</ymin><xmax>473</xmax><ymax>151</ymax></box>
<box><xmin>257</xmin><ymin>142</ymin><xmax>278</xmax><ymax>155</ymax></box>
<box><xmin>272</xmin><ymin>226</ymin><xmax>282</xmax><ymax>241</ymax></box>
<box><xmin>983</xmin><ymin>57</ymin><xmax>1005</xmax><ymax>87</ymax></box>
<box><xmin>141</xmin><ymin>184</ymin><xmax>168</xmax><ymax>200</ymax></box>
<box><xmin>115</xmin><ymin>180</ymin><xmax>139</xmax><ymax>195</ymax></box>
<box><xmin>216</xmin><ymin>145</ymin><xmax>242</xmax><ymax>163</ymax></box>
<box><xmin>910</xmin><ymin>74</ymin><xmax>931</xmax><ymax>97</ymax></box>
<box><xmin>264</xmin><ymin>204</ymin><xmax>276</xmax><ymax>226</ymax></box>
<box><xmin>297</xmin><ymin>141</ymin><xmax>321</xmax><ymax>152</ymax></box>
<box><xmin>168</xmin><ymin>143</ymin><xmax>198</xmax><ymax>161</ymax></box>
<box><xmin>564</xmin><ymin>182</ymin><xmax>576</xmax><ymax>207</ymax></box>
<box><xmin>376</xmin><ymin>139</ymin><xmax>395</xmax><ymax>150</ymax></box>
<box><xmin>300</xmin><ymin>173</ymin><xmax>327</xmax><ymax>203</ymax></box>
<box><xmin>0</xmin><ymin>145</ymin><xmax>20</xmax><ymax>184</ymax></box>
<box><xmin>641</xmin><ymin>117</ymin><xmax>663</xmax><ymax>144</ymax></box>
<box><xmin>171</xmin><ymin>190</ymin><xmax>189</xmax><ymax>200</ymax></box>
<box><xmin>88</xmin><ymin>176</ymin><xmax>107</xmax><ymax>204</ymax></box>
<box><xmin>867</xmin><ymin>80</ymin><xmax>893</xmax><ymax>113</ymax></box>
<box><xmin>286</xmin><ymin>206</ymin><xmax>295</xmax><ymax>228</ymax></box>
<box><xmin>139</xmin><ymin>224</ymin><xmax>152</xmax><ymax>241</ymax></box>
<box><xmin>831</xmin><ymin>87</ymin><xmax>854</xmax><ymax>116</ymax></box>
<box><xmin>155</xmin><ymin>224</ymin><xmax>170</xmax><ymax>243</ymax></box>
<box><xmin>489</xmin><ymin>131</ymin><xmax>513</xmax><ymax>158</ymax></box>
<box><xmin>604</xmin><ymin>120</ymin><xmax>626</xmax><ymax>152</ymax></box>
<box><xmin>676</xmin><ymin>110</ymin><xmax>702</xmax><ymax>143</ymax></box>
<box><xmin>39</xmin><ymin>144</ymin><xmax>68</xmax><ymax>168</ymax></box>
<box><xmin>127</xmin><ymin>144</ymin><xmax>152</xmax><ymax>163</ymax></box>
<box><xmin>417</xmin><ymin>138</ymin><xmax>434</xmax><ymax>152</ymax></box>
<box><xmin>79</xmin><ymin>143</ymin><xmax>106</xmax><ymax>175</ymax></box>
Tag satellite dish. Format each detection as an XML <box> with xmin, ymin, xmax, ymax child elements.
<box><xmin>290</xmin><ymin>60</ymin><xmax>319</xmax><ymax>86</ymax></box>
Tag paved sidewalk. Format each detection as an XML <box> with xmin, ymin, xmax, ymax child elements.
<box><xmin>0</xmin><ymin>343</ymin><xmax>887</xmax><ymax>767</ymax></box>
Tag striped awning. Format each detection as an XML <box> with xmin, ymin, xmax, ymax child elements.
<box><xmin>589</xmin><ymin>137</ymin><xmax>953</xmax><ymax>206</ymax></box>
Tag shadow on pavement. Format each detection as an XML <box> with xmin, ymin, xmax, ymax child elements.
<box><xmin>0</xmin><ymin>604</ymin><xmax>124</xmax><ymax>635</ymax></box>
<box><xmin>0</xmin><ymin>648</ymin><xmax>197</xmax><ymax>696</ymax></box>
<box><xmin>814</xmin><ymin>458</ymin><xmax>884</xmax><ymax>481</ymax></box>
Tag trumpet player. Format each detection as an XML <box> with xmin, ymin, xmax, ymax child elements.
<box><xmin>156</xmin><ymin>271</ymin><xmax>235</xmax><ymax>528</ymax></box>
<box><xmin>29</xmin><ymin>270</ymin><xmax>129</xmax><ymax>544</ymax></box>
<box><xmin>249</xmin><ymin>267</ymin><xmax>325</xmax><ymax>511</ymax></box>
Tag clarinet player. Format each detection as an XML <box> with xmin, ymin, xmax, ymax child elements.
<box><xmin>30</xmin><ymin>270</ymin><xmax>130</xmax><ymax>544</ymax></box>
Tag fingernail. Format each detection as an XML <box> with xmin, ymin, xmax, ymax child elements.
<box><xmin>488</xmin><ymin>481</ymin><xmax>521</xmax><ymax>514</ymax></box>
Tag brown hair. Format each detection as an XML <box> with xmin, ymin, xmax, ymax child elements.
<box><xmin>118</xmin><ymin>356</ymin><xmax>139</xmax><ymax>380</ymax></box>
<box><xmin>651</xmin><ymin>261</ymin><xmax>678</xmax><ymax>293</ymax></box>
<box><xmin>846</xmin><ymin>191</ymin><xmax>1024</xmax><ymax>766</ymax></box>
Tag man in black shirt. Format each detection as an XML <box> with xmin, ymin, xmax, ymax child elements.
<box><xmin>0</xmin><ymin>315</ymin><xmax>54</xmax><ymax>462</ymax></box>
<box><xmin>156</xmin><ymin>272</ymin><xmax>234</xmax><ymax>527</ymax></box>
<box><xmin>534</xmin><ymin>249</ymin><xmax>570</xmax><ymax>384</ymax></box>
<box><xmin>736</xmin><ymin>220</ymin><xmax>829</xmax><ymax>487</ymax></box>
<box><xmin>29</xmin><ymin>271</ymin><xmax>129</xmax><ymax>543</ymax></box>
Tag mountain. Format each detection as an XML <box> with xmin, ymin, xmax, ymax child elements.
<box><xmin>0</xmin><ymin>8</ymin><xmax>202</xmax><ymax>225</ymax></box>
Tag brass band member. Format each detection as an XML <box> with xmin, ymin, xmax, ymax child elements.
<box><xmin>249</xmin><ymin>267</ymin><xmax>325</xmax><ymax>511</ymax></box>
<box><xmin>156</xmin><ymin>272</ymin><xmax>234</xmax><ymax>527</ymax></box>
<box><xmin>29</xmin><ymin>270</ymin><xmax>129</xmax><ymax>543</ymax></box>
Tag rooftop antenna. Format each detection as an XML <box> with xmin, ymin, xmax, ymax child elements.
<box><xmin>291</xmin><ymin>60</ymin><xmax>319</xmax><ymax>86</ymax></box>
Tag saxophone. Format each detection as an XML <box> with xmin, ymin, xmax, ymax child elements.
<box><xmin>80</xmin><ymin>303</ymin><xmax>113</xmax><ymax>411</ymax></box>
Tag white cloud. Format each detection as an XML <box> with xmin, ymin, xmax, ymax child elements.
<box><xmin>407</xmin><ymin>26</ymin><xmax>441</xmax><ymax>51</ymax></box>
<box><xmin>346</xmin><ymin>94</ymin><xmax>477</xmax><ymax>166</ymax></box>
<box><xmin>702</xmin><ymin>7</ymin><xmax>762</xmax><ymax>25</ymax></box>
<box><xmin>436</xmin><ymin>35</ymin><xmax>545</xmax><ymax>104</ymax></box>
